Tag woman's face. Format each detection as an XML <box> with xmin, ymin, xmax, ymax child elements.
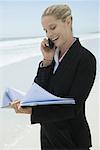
<box><xmin>41</xmin><ymin>15</ymin><xmax>72</xmax><ymax>49</ymax></box>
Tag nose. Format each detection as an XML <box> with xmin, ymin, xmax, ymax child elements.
<box><xmin>46</xmin><ymin>30</ymin><xmax>53</xmax><ymax>38</ymax></box>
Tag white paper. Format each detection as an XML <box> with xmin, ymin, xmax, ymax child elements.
<box><xmin>0</xmin><ymin>88</ymin><xmax>25</xmax><ymax>108</ymax></box>
<box><xmin>20</xmin><ymin>82</ymin><xmax>75</xmax><ymax>106</ymax></box>
<box><xmin>0</xmin><ymin>82</ymin><xmax>75</xmax><ymax>108</ymax></box>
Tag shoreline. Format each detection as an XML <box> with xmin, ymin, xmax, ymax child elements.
<box><xmin>0</xmin><ymin>33</ymin><xmax>99</xmax><ymax>69</ymax></box>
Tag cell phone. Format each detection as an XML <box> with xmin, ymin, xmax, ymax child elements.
<box><xmin>45</xmin><ymin>38</ymin><xmax>54</xmax><ymax>49</ymax></box>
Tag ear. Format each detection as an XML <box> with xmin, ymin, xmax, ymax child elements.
<box><xmin>66</xmin><ymin>16</ymin><xmax>72</xmax><ymax>26</ymax></box>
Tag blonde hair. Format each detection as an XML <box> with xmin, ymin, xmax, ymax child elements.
<box><xmin>42</xmin><ymin>4</ymin><xmax>72</xmax><ymax>22</ymax></box>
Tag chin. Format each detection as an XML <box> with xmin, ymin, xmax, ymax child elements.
<box><xmin>55</xmin><ymin>42</ymin><xmax>60</xmax><ymax>48</ymax></box>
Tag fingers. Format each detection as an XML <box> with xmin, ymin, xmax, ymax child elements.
<box><xmin>10</xmin><ymin>100</ymin><xmax>20</xmax><ymax>109</ymax></box>
<box><xmin>10</xmin><ymin>100</ymin><xmax>20</xmax><ymax>113</ymax></box>
<box><xmin>18</xmin><ymin>106</ymin><xmax>32</xmax><ymax>114</ymax></box>
<box><xmin>41</xmin><ymin>38</ymin><xmax>48</xmax><ymax>49</ymax></box>
<box><xmin>43</xmin><ymin>38</ymin><xmax>48</xmax><ymax>46</ymax></box>
<box><xmin>10</xmin><ymin>100</ymin><xmax>32</xmax><ymax>114</ymax></box>
<box><xmin>41</xmin><ymin>38</ymin><xmax>55</xmax><ymax>51</ymax></box>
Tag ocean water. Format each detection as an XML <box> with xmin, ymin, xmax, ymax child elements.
<box><xmin>0</xmin><ymin>37</ymin><xmax>42</xmax><ymax>67</ymax></box>
<box><xmin>0</xmin><ymin>33</ymin><xmax>100</xmax><ymax>150</ymax></box>
<box><xmin>0</xmin><ymin>34</ymin><xmax>99</xmax><ymax>69</ymax></box>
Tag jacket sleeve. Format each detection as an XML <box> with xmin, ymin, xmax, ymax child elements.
<box><xmin>31</xmin><ymin>53</ymin><xmax>96</xmax><ymax>124</ymax></box>
<box><xmin>68</xmin><ymin>53</ymin><xmax>96</xmax><ymax>114</ymax></box>
<box><xmin>34</xmin><ymin>61</ymin><xmax>54</xmax><ymax>90</ymax></box>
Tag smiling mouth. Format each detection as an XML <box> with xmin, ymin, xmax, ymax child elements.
<box><xmin>52</xmin><ymin>37</ymin><xmax>59</xmax><ymax>42</ymax></box>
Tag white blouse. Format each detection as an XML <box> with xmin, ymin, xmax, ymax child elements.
<box><xmin>53</xmin><ymin>38</ymin><xmax>76</xmax><ymax>73</ymax></box>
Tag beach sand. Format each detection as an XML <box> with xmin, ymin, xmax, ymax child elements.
<box><xmin>0</xmin><ymin>56</ymin><xmax>42</xmax><ymax>150</ymax></box>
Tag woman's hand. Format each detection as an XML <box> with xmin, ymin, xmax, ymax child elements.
<box><xmin>10</xmin><ymin>100</ymin><xmax>32</xmax><ymax>114</ymax></box>
<box><xmin>41</xmin><ymin>38</ymin><xmax>55</xmax><ymax>61</ymax></box>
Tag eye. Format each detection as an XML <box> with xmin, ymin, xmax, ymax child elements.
<box><xmin>50</xmin><ymin>26</ymin><xmax>56</xmax><ymax>30</ymax></box>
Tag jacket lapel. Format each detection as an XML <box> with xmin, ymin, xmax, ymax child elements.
<box><xmin>53</xmin><ymin>38</ymin><xmax>81</xmax><ymax>77</ymax></box>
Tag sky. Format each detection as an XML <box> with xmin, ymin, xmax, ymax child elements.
<box><xmin>0</xmin><ymin>0</ymin><xmax>100</xmax><ymax>39</ymax></box>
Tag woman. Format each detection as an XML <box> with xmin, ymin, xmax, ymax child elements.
<box><xmin>11</xmin><ymin>4</ymin><xmax>96</xmax><ymax>150</ymax></box>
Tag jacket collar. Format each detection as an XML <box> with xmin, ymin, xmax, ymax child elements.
<box><xmin>52</xmin><ymin>38</ymin><xmax>82</xmax><ymax>75</ymax></box>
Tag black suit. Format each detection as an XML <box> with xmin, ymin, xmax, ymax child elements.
<box><xmin>31</xmin><ymin>38</ymin><xmax>96</xmax><ymax>149</ymax></box>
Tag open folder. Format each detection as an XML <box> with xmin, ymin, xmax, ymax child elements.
<box><xmin>0</xmin><ymin>82</ymin><xmax>75</xmax><ymax>108</ymax></box>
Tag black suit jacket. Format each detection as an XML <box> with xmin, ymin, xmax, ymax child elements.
<box><xmin>31</xmin><ymin>38</ymin><xmax>96</xmax><ymax>149</ymax></box>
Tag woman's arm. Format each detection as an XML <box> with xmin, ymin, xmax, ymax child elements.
<box><xmin>34</xmin><ymin>60</ymin><xmax>55</xmax><ymax>90</ymax></box>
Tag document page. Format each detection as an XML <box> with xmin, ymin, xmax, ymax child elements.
<box><xmin>20</xmin><ymin>82</ymin><xmax>75</xmax><ymax>106</ymax></box>
<box><xmin>0</xmin><ymin>82</ymin><xmax>75</xmax><ymax>108</ymax></box>
<box><xmin>0</xmin><ymin>88</ymin><xmax>25</xmax><ymax>108</ymax></box>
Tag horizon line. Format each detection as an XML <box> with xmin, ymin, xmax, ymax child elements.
<box><xmin>0</xmin><ymin>32</ymin><xmax>99</xmax><ymax>41</ymax></box>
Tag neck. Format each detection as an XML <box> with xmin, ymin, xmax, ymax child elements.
<box><xmin>59</xmin><ymin>36</ymin><xmax>75</xmax><ymax>58</ymax></box>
